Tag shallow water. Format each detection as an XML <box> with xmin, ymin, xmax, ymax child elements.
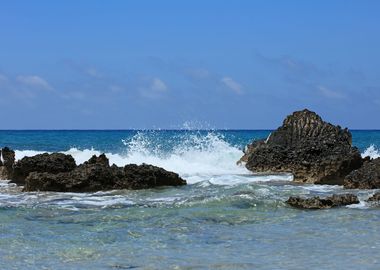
<box><xmin>0</xmin><ymin>130</ymin><xmax>379</xmax><ymax>269</ymax></box>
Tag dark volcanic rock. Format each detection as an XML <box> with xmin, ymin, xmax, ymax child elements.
<box><xmin>12</xmin><ymin>153</ymin><xmax>77</xmax><ymax>185</ymax></box>
<box><xmin>344</xmin><ymin>158</ymin><xmax>380</xmax><ymax>189</ymax></box>
<box><xmin>240</xmin><ymin>109</ymin><xmax>363</xmax><ymax>184</ymax></box>
<box><xmin>123</xmin><ymin>164</ymin><xmax>186</xmax><ymax>189</ymax></box>
<box><xmin>366</xmin><ymin>192</ymin><xmax>380</xmax><ymax>202</ymax></box>
<box><xmin>238</xmin><ymin>139</ymin><xmax>265</xmax><ymax>164</ymax></box>
<box><xmin>24</xmin><ymin>154</ymin><xmax>186</xmax><ymax>192</ymax></box>
<box><xmin>0</xmin><ymin>147</ymin><xmax>15</xmax><ymax>179</ymax></box>
<box><xmin>286</xmin><ymin>194</ymin><xmax>359</xmax><ymax>209</ymax></box>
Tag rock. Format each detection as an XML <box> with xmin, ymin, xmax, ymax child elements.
<box><xmin>238</xmin><ymin>139</ymin><xmax>265</xmax><ymax>164</ymax></box>
<box><xmin>367</xmin><ymin>192</ymin><xmax>380</xmax><ymax>206</ymax></box>
<box><xmin>240</xmin><ymin>109</ymin><xmax>363</xmax><ymax>184</ymax></box>
<box><xmin>11</xmin><ymin>153</ymin><xmax>77</xmax><ymax>185</ymax></box>
<box><xmin>86</xmin><ymin>153</ymin><xmax>110</xmax><ymax>166</ymax></box>
<box><xmin>286</xmin><ymin>194</ymin><xmax>359</xmax><ymax>209</ymax></box>
<box><xmin>123</xmin><ymin>163</ymin><xmax>186</xmax><ymax>189</ymax></box>
<box><xmin>0</xmin><ymin>147</ymin><xmax>15</xmax><ymax>179</ymax></box>
<box><xmin>24</xmin><ymin>154</ymin><xmax>186</xmax><ymax>192</ymax></box>
<box><xmin>344</xmin><ymin>158</ymin><xmax>380</xmax><ymax>189</ymax></box>
<box><xmin>367</xmin><ymin>192</ymin><xmax>380</xmax><ymax>202</ymax></box>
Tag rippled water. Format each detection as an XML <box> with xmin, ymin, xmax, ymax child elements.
<box><xmin>0</xmin><ymin>130</ymin><xmax>379</xmax><ymax>269</ymax></box>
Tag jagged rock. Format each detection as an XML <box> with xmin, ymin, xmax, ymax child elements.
<box><xmin>0</xmin><ymin>147</ymin><xmax>15</xmax><ymax>179</ymax></box>
<box><xmin>286</xmin><ymin>194</ymin><xmax>359</xmax><ymax>209</ymax></box>
<box><xmin>238</xmin><ymin>139</ymin><xmax>265</xmax><ymax>164</ymax></box>
<box><xmin>366</xmin><ymin>192</ymin><xmax>380</xmax><ymax>202</ymax></box>
<box><xmin>123</xmin><ymin>164</ymin><xmax>186</xmax><ymax>189</ymax></box>
<box><xmin>239</xmin><ymin>109</ymin><xmax>363</xmax><ymax>184</ymax></box>
<box><xmin>344</xmin><ymin>158</ymin><xmax>380</xmax><ymax>189</ymax></box>
<box><xmin>24</xmin><ymin>154</ymin><xmax>186</xmax><ymax>192</ymax></box>
<box><xmin>11</xmin><ymin>153</ymin><xmax>77</xmax><ymax>185</ymax></box>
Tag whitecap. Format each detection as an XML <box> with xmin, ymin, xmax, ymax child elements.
<box><xmin>362</xmin><ymin>144</ymin><xmax>380</xmax><ymax>159</ymax></box>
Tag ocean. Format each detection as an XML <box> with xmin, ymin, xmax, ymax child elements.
<box><xmin>0</xmin><ymin>130</ymin><xmax>379</xmax><ymax>269</ymax></box>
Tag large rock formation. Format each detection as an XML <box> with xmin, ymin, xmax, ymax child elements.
<box><xmin>344</xmin><ymin>158</ymin><xmax>380</xmax><ymax>189</ymax></box>
<box><xmin>286</xmin><ymin>194</ymin><xmax>359</xmax><ymax>209</ymax></box>
<box><xmin>239</xmin><ymin>109</ymin><xmax>363</xmax><ymax>184</ymax></box>
<box><xmin>0</xmin><ymin>147</ymin><xmax>15</xmax><ymax>179</ymax></box>
<box><xmin>23</xmin><ymin>154</ymin><xmax>186</xmax><ymax>192</ymax></box>
<box><xmin>11</xmin><ymin>153</ymin><xmax>77</xmax><ymax>185</ymax></box>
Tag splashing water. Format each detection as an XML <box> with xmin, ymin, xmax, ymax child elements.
<box><xmin>362</xmin><ymin>144</ymin><xmax>380</xmax><ymax>159</ymax></box>
<box><xmin>14</xmin><ymin>132</ymin><xmax>258</xmax><ymax>185</ymax></box>
<box><xmin>1</xmin><ymin>130</ymin><xmax>380</xmax><ymax>269</ymax></box>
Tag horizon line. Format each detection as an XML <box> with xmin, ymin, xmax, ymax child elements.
<box><xmin>0</xmin><ymin>129</ymin><xmax>379</xmax><ymax>131</ymax></box>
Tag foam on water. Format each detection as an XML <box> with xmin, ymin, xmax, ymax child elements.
<box><xmin>14</xmin><ymin>132</ymin><xmax>256</xmax><ymax>184</ymax></box>
<box><xmin>362</xmin><ymin>144</ymin><xmax>380</xmax><ymax>159</ymax></box>
<box><xmin>13</xmin><ymin>133</ymin><xmax>379</xmax><ymax>188</ymax></box>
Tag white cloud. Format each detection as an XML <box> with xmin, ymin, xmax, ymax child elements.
<box><xmin>151</xmin><ymin>78</ymin><xmax>167</xmax><ymax>92</ymax></box>
<box><xmin>139</xmin><ymin>77</ymin><xmax>168</xmax><ymax>99</ymax></box>
<box><xmin>16</xmin><ymin>75</ymin><xmax>52</xmax><ymax>90</ymax></box>
<box><xmin>318</xmin><ymin>86</ymin><xmax>345</xmax><ymax>99</ymax></box>
<box><xmin>221</xmin><ymin>77</ymin><xmax>242</xmax><ymax>94</ymax></box>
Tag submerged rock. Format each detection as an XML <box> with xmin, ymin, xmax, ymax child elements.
<box><xmin>286</xmin><ymin>194</ymin><xmax>359</xmax><ymax>209</ymax></box>
<box><xmin>11</xmin><ymin>153</ymin><xmax>77</xmax><ymax>185</ymax></box>
<box><xmin>24</xmin><ymin>154</ymin><xmax>186</xmax><ymax>192</ymax></box>
<box><xmin>0</xmin><ymin>147</ymin><xmax>15</xmax><ymax>179</ymax></box>
<box><xmin>344</xmin><ymin>158</ymin><xmax>380</xmax><ymax>189</ymax></box>
<box><xmin>240</xmin><ymin>109</ymin><xmax>363</xmax><ymax>185</ymax></box>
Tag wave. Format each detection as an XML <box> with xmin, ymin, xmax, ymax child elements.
<box><xmin>14</xmin><ymin>132</ymin><xmax>253</xmax><ymax>183</ymax></box>
<box><xmin>361</xmin><ymin>145</ymin><xmax>380</xmax><ymax>159</ymax></box>
<box><xmin>13</xmin><ymin>134</ymin><xmax>379</xmax><ymax>185</ymax></box>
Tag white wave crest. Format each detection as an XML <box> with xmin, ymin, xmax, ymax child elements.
<box><xmin>119</xmin><ymin>132</ymin><xmax>250</xmax><ymax>177</ymax></box>
<box><xmin>362</xmin><ymin>145</ymin><xmax>380</xmax><ymax>159</ymax></box>
<box><xmin>13</xmin><ymin>132</ymin><xmax>251</xmax><ymax>182</ymax></box>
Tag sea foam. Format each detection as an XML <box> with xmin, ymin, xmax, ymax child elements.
<box><xmin>14</xmin><ymin>133</ymin><xmax>379</xmax><ymax>186</ymax></box>
<box><xmin>14</xmin><ymin>132</ymin><xmax>255</xmax><ymax>185</ymax></box>
<box><xmin>362</xmin><ymin>144</ymin><xmax>380</xmax><ymax>159</ymax></box>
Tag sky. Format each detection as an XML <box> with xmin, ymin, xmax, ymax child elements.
<box><xmin>0</xmin><ymin>0</ymin><xmax>379</xmax><ymax>129</ymax></box>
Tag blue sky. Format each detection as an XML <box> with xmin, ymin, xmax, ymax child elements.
<box><xmin>0</xmin><ymin>0</ymin><xmax>379</xmax><ymax>129</ymax></box>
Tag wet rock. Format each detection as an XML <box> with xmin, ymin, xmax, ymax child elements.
<box><xmin>238</xmin><ymin>139</ymin><xmax>265</xmax><ymax>164</ymax></box>
<box><xmin>24</xmin><ymin>154</ymin><xmax>186</xmax><ymax>192</ymax></box>
<box><xmin>123</xmin><ymin>163</ymin><xmax>186</xmax><ymax>189</ymax></box>
<box><xmin>240</xmin><ymin>109</ymin><xmax>363</xmax><ymax>185</ymax></box>
<box><xmin>286</xmin><ymin>194</ymin><xmax>359</xmax><ymax>209</ymax></box>
<box><xmin>365</xmin><ymin>192</ymin><xmax>380</xmax><ymax>207</ymax></box>
<box><xmin>11</xmin><ymin>153</ymin><xmax>77</xmax><ymax>185</ymax></box>
<box><xmin>0</xmin><ymin>147</ymin><xmax>15</xmax><ymax>179</ymax></box>
<box><xmin>344</xmin><ymin>158</ymin><xmax>380</xmax><ymax>189</ymax></box>
<box><xmin>367</xmin><ymin>192</ymin><xmax>380</xmax><ymax>202</ymax></box>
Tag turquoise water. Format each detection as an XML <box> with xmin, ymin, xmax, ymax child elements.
<box><xmin>0</xmin><ymin>130</ymin><xmax>380</xmax><ymax>269</ymax></box>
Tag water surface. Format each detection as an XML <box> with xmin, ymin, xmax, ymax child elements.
<box><xmin>0</xmin><ymin>130</ymin><xmax>379</xmax><ymax>269</ymax></box>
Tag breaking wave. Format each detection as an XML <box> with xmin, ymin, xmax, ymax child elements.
<box><xmin>14</xmin><ymin>132</ymin><xmax>258</xmax><ymax>184</ymax></box>
<box><xmin>361</xmin><ymin>145</ymin><xmax>380</xmax><ymax>159</ymax></box>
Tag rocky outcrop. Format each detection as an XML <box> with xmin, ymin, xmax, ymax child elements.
<box><xmin>286</xmin><ymin>194</ymin><xmax>359</xmax><ymax>209</ymax></box>
<box><xmin>344</xmin><ymin>158</ymin><xmax>380</xmax><ymax>189</ymax></box>
<box><xmin>24</xmin><ymin>154</ymin><xmax>186</xmax><ymax>192</ymax></box>
<box><xmin>239</xmin><ymin>109</ymin><xmax>363</xmax><ymax>184</ymax></box>
<box><xmin>0</xmin><ymin>147</ymin><xmax>15</xmax><ymax>179</ymax></box>
<box><xmin>11</xmin><ymin>153</ymin><xmax>77</xmax><ymax>185</ymax></box>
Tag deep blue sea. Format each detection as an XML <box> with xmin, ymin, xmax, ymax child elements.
<box><xmin>0</xmin><ymin>130</ymin><xmax>379</xmax><ymax>270</ymax></box>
